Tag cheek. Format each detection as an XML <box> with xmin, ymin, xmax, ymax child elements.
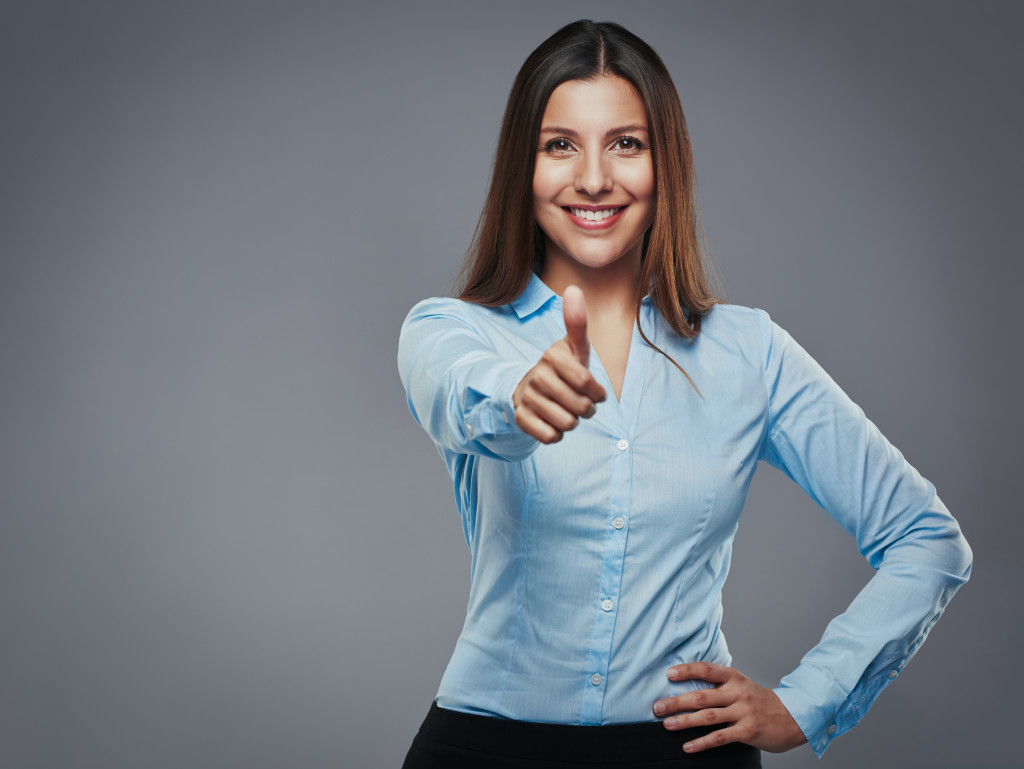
<box><xmin>624</xmin><ymin>162</ymin><xmax>655</xmax><ymax>203</ymax></box>
<box><xmin>531</xmin><ymin>178</ymin><xmax>545</xmax><ymax>215</ymax></box>
<box><xmin>532</xmin><ymin>161</ymin><xmax>564</xmax><ymax>204</ymax></box>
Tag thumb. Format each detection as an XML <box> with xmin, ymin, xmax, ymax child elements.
<box><xmin>562</xmin><ymin>285</ymin><xmax>590</xmax><ymax>367</ymax></box>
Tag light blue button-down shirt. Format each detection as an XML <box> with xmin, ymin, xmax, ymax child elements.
<box><xmin>397</xmin><ymin>273</ymin><xmax>972</xmax><ymax>756</ymax></box>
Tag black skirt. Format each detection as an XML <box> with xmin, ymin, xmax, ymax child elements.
<box><xmin>402</xmin><ymin>702</ymin><xmax>762</xmax><ymax>768</ymax></box>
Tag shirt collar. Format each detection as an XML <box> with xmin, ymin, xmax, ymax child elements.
<box><xmin>510</xmin><ymin>272</ymin><xmax>656</xmax><ymax>320</ymax></box>
<box><xmin>510</xmin><ymin>273</ymin><xmax>558</xmax><ymax>319</ymax></box>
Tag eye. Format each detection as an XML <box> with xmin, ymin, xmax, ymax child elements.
<box><xmin>541</xmin><ymin>137</ymin><xmax>575</xmax><ymax>154</ymax></box>
<box><xmin>613</xmin><ymin>136</ymin><xmax>647</xmax><ymax>152</ymax></box>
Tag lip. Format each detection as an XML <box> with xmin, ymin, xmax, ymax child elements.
<box><xmin>562</xmin><ymin>204</ymin><xmax>628</xmax><ymax>230</ymax></box>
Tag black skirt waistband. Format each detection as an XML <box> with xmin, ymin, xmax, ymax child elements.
<box><xmin>413</xmin><ymin>702</ymin><xmax>761</xmax><ymax>765</ymax></box>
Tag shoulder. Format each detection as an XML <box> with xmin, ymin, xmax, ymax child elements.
<box><xmin>695</xmin><ymin>302</ymin><xmax>774</xmax><ymax>364</ymax></box>
<box><xmin>403</xmin><ymin>295</ymin><xmax>471</xmax><ymax>322</ymax></box>
<box><xmin>399</xmin><ymin>296</ymin><xmax>529</xmax><ymax>356</ymax></box>
<box><xmin>403</xmin><ymin>295</ymin><xmax>518</xmax><ymax>330</ymax></box>
<box><xmin>702</xmin><ymin>301</ymin><xmax>767</xmax><ymax>327</ymax></box>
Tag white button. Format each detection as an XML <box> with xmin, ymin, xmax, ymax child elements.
<box><xmin>612</xmin><ymin>517</ymin><xmax>625</xmax><ymax>529</ymax></box>
<box><xmin>601</xmin><ymin>599</ymin><xmax>613</xmax><ymax>612</ymax></box>
<box><xmin>590</xmin><ymin>673</ymin><xmax>603</xmax><ymax>686</ymax></box>
<box><xmin>617</xmin><ymin>439</ymin><xmax>629</xmax><ymax>451</ymax></box>
<box><xmin>503</xmin><ymin>412</ymin><xmax>509</xmax><ymax>424</ymax></box>
<box><xmin>888</xmin><ymin>669</ymin><xmax>898</xmax><ymax>679</ymax></box>
<box><xmin>467</xmin><ymin>425</ymin><xmax>474</xmax><ymax>436</ymax></box>
<box><xmin>827</xmin><ymin>724</ymin><xmax>837</xmax><ymax>735</ymax></box>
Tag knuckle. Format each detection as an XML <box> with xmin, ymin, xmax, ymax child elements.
<box><xmin>711</xmin><ymin>729</ymin><xmax>728</xmax><ymax>746</ymax></box>
<box><xmin>575</xmin><ymin>398</ymin><xmax>594</xmax><ymax>417</ymax></box>
<box><xmin>700</xmin><ymin>662</ymin><xmax>715</xmax><ymax>680</ymax></box>
<box><xmin>569</xmin><ymin>367</ymin><xmax>590</xmax><ymax>389</ymax></box>
<box><xmin>526</xmin><ymin>373</ymin><xmax>548</xmax><ymax>397</ymax></box>
<box><xmin>703</xmin><ymin>709</ymin><xmax>718</xmax><ymax>724</ymax></box>
<box><xmin>542</xmin><ymin>429</ymin><xmax>563</xmax><ymax>444</ymax></box>
<box><xmin>538</xmin><ymin>365</ymin><xmax>560</xmax><ymax>386</ymax></box>
<box><xmin>694</xmin><ymin>690</ymin><xmax>710</xmax><ymax>708</ymax></box>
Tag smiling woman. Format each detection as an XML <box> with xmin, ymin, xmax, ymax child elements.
<box><xmin>396</xmin><ymin>18</ymin><xmax>971</xmax><ymax>769</ymax></box>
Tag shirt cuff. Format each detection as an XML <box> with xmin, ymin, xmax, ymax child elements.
<box><xmin>773</xmin><ymin>676</ymin><xmax>856</xmax><ymax>758</ymax></box>
<box><xmin>463</xmin><ymin>361</ymin><xmax>537</xmax><ymax>461</ymax></box>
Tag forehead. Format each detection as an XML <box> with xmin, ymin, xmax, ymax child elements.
<box><xmin>540</xmin><ymin>75</ymin><xmax>648</xmax><ymax>131</ymax></box>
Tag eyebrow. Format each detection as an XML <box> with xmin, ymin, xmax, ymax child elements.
<box><xmin>539</xmin><ymin>124</ymin><xmax>649</xmax><ymax>138</ymax></box>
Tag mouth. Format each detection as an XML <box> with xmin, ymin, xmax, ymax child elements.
<box><xmin>563</xmin><ymin>205</ymin><xmax>625</xmax><ymax>222</ymax></box>
<box><xmin>561</xmin><ymin>205</ymin><xmax>628</xmax><ymax>230</ymax></box>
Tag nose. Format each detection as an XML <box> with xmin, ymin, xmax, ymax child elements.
<box><xmin>574</xmin><ymin>151</ymin><xmax>613</xmax><ymax>196</ymax></box>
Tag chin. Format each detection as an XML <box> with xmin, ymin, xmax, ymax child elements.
<box><xmin>560</xmin><ymin>240</ymin><xmax>643</xmax><ymax>271</ymax></box>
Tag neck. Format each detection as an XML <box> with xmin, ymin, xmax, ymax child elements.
<box><xmin>540</xmin><ymin>250</ymin><xmax>642</xmax><ymax>321</ymax></box>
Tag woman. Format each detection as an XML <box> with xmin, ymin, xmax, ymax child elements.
<box><xmin>397</xmin><ymin>19</ymin><xmax>971</xmax><ymax>769</ymax></box>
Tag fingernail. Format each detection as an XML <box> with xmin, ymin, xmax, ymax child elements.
<box><xmin>683</xmin><ymin>742</ymin><xmax>694</xmax><ymax>752</ymax></box>
<box><xmin>584</xmin><ymin>405</ymin><xmax>596</xmax><ymax>418</ymax></box>
<box><xmin>664</xmin><ymin>717</ymin><xmax>676</xmax><ymax>728</ymax></box>
<box><xmin>653</xmin><ymin>702</ymin><xmax>665</xmax><ymax>715</ymax></box>
<box><xmin>667</xmin><ymin>668</ymin><xmax>679</xmax><ymax>680</ymax></box>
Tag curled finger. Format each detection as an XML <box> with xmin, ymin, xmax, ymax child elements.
<box><xmin>654</xmin><ymin>686</ymin><xmax>729</xmax><ymax>718</ymax></box>
<box><xmin>519</xmin><ymin>389</ymin><xmax>580</xmax><ymax>434</ymax></box>
<box><xmin>682</xmin><ymin>724</ymin><xmax>743</xmax><ymax>754</ymax></box>
<box><xmin>533</xmin><ymin>367</ymin><xmax>595</xmax><ymax>417</ymax></box>
<box><xmin>513</xmin><ymin>407</ymin><xmax>563</xmax><ymax>444</ymax></box>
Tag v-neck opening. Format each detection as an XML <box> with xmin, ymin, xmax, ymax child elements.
<box><xmin>588</xmin><ymin>318</ymin><xmax>652</xmax><ymax>442</ymax></box>
<box><xmin>589</xmin><ymin>330</ymin><xmax>632</xmax><ymax>407</ymax></box>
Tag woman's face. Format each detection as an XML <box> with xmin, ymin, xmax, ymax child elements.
<box><xmin>533</xmin><ymin>75</ymin><xmax>655</xmax><ymax>279</ymax></box>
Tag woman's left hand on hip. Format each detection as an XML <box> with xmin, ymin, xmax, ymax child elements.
<box><xmin>652</xmin><ymin>662</ymin><xmax>807</xmax><ymax>754</ymax></box>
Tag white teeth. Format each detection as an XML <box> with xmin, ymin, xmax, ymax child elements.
<box><xmin>569</xmin><ymin>207</ymin><xmax>622</xmax><ymax>221</ymax></box>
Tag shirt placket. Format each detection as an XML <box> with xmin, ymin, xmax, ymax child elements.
<box><xmin>580</xmin><ymin>425</ymin><xmax>633</xmax><ymax>723</ymax></box>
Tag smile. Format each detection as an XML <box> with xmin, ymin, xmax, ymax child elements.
<box><xmin>565</xmin><ymin>206</ymin><xmax>624</xmax><ymax>221</ymax></box>
<box><xmin>561</xmin><ymin>205</ymin><xmax>627</xmax><ymax>230</ymax></box>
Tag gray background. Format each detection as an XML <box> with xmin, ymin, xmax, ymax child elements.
<box><xmin>1</xmin><ymin>1</ymin><xmax>1021</xmax><ymax>767</ymax></box>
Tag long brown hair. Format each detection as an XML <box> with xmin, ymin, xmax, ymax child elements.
<box><xmin>456</xmin><ymin>20</ymin><xmax>720</xmax><ymax>392</ymax></box>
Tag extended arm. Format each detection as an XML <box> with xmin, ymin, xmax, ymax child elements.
<box><xmin>397</xmin><ymin>289</ymin><xmax>605</xmax><ymax>461</ymax></box>
<box><xmin>398</xmin><ymin>297</ymin><xmax>538</xmax><ymax>462</ymax></box>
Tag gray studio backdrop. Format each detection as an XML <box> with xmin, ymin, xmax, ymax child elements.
<box><xmin>1</xmin><ymin>1</ymin><xmax>1020</xmax><ymax>767</ymax></box>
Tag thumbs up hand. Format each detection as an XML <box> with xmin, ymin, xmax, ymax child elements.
<box><xmin>512</xmin><ymin>285</ymin><xmax>607</xmax><ymax>444</ymax></box>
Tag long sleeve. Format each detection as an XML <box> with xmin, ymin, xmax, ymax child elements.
<box><xmin>756</xmin><ymin>311</ymin><xmax>973</xmax><ymax>757</ymax></box>
<box><xmin>397</xmin><ymin>296</ymin><xmax>539</xmax><ymax>463</ymax></box>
